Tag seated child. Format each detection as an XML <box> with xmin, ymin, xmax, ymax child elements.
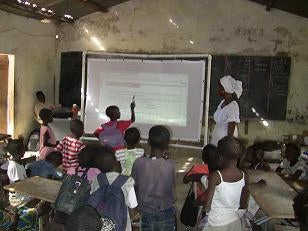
<box><xmin>66</xmin><ymin>145</ymin><xmax>101</xmax><ymax>183</ymax></box>
<box><xmin>277</xmin><ymin>142</ymin><xmax>308</xmax><ymax>180</ymax></box>
<box><xmin>115</xmin><ymin>127</ymin><xmax>144</xmax><ymax>176</ymax></box>
<box><xmin>26</xmin><ymin>151</ymin><xmax>63</xmax><ymax>179</ymax></box>
<box><xmin>94</xmin><ymin>101</ymin><xmax>135</xmax><ymax>151</ymax></box>
<box><xmin>205</xmin><ymin>136</ymin><xmax>247</xmax><ymax>231</ymax></box>
<box><xmin>39</xmin><ymin>108</ymin><xmax>57</xmax><ymax>160</ymax></box>
<box><xmin>131</xmin><ymin>125</ymin><xmax>176</xmax><ymax>230</ymax></box>
<box><xmin>1</xmin><ymin>139</ymin><xmax>45</xmax><ymax>230</ymax></box>
<box><xmin>56</xmin><ymin>119</ymin><xmax>85</xmax><ymax>172</ymax></box>
<box><xmin>89</xmin><ymin>146</ymin><xmax>137</xmax><ymax>231</ymax></box>
<box><xmin>65</xmin><ymin>205</ymin><xmax>116</xmax><ymax>231</ymax></box>
<box><xmin>244</xmin><ymin>144</ymin><xmax>271</xmax><ymax>171</ymax></box>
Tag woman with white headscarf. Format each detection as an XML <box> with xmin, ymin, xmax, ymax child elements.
<box><xmin>210</xmin><ymin>75</ymin><xmax>243</xmax><ymax>146</ymax></box>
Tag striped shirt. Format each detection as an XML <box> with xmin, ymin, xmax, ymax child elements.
<box><xmin>56</xmin><ymin>136</ymin><xmax>85</xmax><ymax>170</ymax></box>
<box><xmin>115</xmin><ymin>148</ymin><xmax>144</xmax><ymax>176</ymax></box>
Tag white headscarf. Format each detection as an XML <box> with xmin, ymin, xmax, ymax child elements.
<box><xmin>220</xmin><ymin>75</ymin><xmax>243</xmax><ymax>99</ymax></box>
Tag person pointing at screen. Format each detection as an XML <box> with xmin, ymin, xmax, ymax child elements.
<box><xmin>210</xmin><ymin>76</ymin><xmax>242</xmax><ymax>146</ymax></box>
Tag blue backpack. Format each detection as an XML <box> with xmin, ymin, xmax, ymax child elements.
<box><xmin>88</xmin><ymin>173</ymin><xmax>129</xmax><ymax>231</ymax></box>
<box><xmin>99</xmin><ymin>122</ymin><xmax>124</xmax><ymax>148</ymax></box>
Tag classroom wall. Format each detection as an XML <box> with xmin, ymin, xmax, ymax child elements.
<box><xmin>56</xmin><ymin>0</ymin><xmax>308</xmax><ymax>142</ymax></box>
<box><xmin>0</xmin><ymin>11</ymin><xmax>56</xmax><ymax>138</ymax></box>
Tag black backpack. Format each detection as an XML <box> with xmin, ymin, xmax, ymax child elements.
<box><xmin>54</xmin><ymin>168</ymin><xmax>90</xmax><ymax>214</ymax></box>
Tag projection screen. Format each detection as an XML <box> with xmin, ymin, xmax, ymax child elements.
<box><xmin>84</xmin><ymin>57</ymin><xmax>206</xmax><ymax>141</ymax></box>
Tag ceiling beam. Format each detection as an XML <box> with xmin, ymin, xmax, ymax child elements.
<box><xmin>0</xmin><ymin>0</ymin><xmax>74</xmax><ymax>23</ymax></box>
<box><xmin>80</xmin><ymin>0</ymin><xmax>108</xmax><ymax>12</ymax></box>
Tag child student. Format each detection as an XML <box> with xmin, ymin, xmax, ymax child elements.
<box><xmin>56</xmin><ymin>119</ymin><xmax>85</xmax><ymax>172</ymax></box>
<box><xmin>131</xmin><ymin>125</ymin><xmax>176</xmax><ymax>230</ymax></box>
<box><xmin>243</xmin><ymin>144</ymin><xmax>271</xmax><ymax>171</ymax></box>
<box><xmin>205</xmin><ymin>136</ymin><xmax>248</xmax><ymax>231</ymax></box>
<box><xmin>2</xmin><ymin>139</ymin><xmax>42</xmax><ymax>230</ymax></box>
<box><xmin>115</xmin><ymin>127</ymin><xmax>144</xmax><ymax>176</ymax></box>
<box><xmin>277</xmin><ymin>142</ymin><xmax>308</xmax><ymax>180</ymax></box>
<box><xmin>89</xmin><ymin>146</ymin><xmax>137</xmax><ymax>231</ymax></box>
<box><xmin>94</xmin><ymin>101</ymin><xmax>135</xmax><ymax>151</ymax></box>
<box><xmin>26</xmin><ymin>151</ymin><xmax>63</xmax><ymax>179</ymax></box>
<box><xmin>65</xmin><ymin>205</ymin><xmax>116</xmax><ymax>231</ymax></box>
<box><xmin>183</xmin><ymin>144</ymin><xmax>221</xmax><ymax>188</ymax></box>
<box><xmin>66</xmin><ymin>145</ymin><xmax>101</xmax><ymax>183</ymax></box>
<box><xmin>39</xmin><ymin>108</ymin><xmax>57</xmax><ymax>160</ymax></box>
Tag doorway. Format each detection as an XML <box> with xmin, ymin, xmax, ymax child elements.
<box><xmin>0</xmin><ymin>54</ymin><xmax>14</xmax><ymax>136</ymax></box>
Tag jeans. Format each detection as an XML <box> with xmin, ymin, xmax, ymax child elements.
<box><xmin>141</xmin><ymin>207</ymin><xmax>176</xmax><ymax>231</ymax></box>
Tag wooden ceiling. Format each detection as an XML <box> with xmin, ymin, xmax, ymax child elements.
<box><xmin>0</xmin><ymin>0</ymin><xmax>130</xmax><ymax>23</ymax></box>
<box><xmin>249</xmin><ymin>0</ymin><xmax>308</xmax><ymax>19</ymax></box>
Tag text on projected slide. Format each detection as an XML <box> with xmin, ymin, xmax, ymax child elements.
<box><xmin>99</xmin><ymin>72</ymin><xmax>188</xmax><ymax>126</ymax></box>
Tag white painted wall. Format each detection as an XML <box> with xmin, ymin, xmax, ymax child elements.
<box><xmin>0</xmin><ymin>10</ymin><xmax>56</xmax><ymax>138</ymax></box>
<box><xmin>56</xmin><ymin>0</ymin><xmax>308</xmax><ymax>142</ymax></box>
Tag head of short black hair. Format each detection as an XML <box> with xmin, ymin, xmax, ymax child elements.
<box><xmin>65</xmin><ymin>205</ymin><xmax>102</xmax><ymax>231</ymax></box>
<box><xmin>7</xmin><ymin>139</ymin><xmax>25</xmax><ymax>159</ymax></box>
<box><xmin>202</xmin><ymin>144</ymin><xmax>222</xmax><ymax>171</ymax></box>
<box><xmin>77</xmin><ymin>145</ymin><xmax>100</xmax><ymax>168</ymax></box>
<box><xmin>286</xmin><ymin>142</ymin><xmax>301</xmax><ymax>159</ymax></box>
<box><xmin>124</xmin><ymin>127</ymin><xmax>141</xmax><ymax>147</ymax></box>
<box><xmin>148</xmin><ymin>125</ymin><xmax>170</xmax><ymax>150</ymax></box>
<box><xmin>93</xmin><ymin>146</ymin><xmax>117</xmax><ymax>172</ymax></box>
<box><xmin>36</xmin><ymin>91</ymin><xmax>45</xmax><ymax>102</ymax></box>
<box><xmin>70</xmin><ymin>119</ymin><xmax>84</xmax><ymax>138</ymax></box>
<box><xmin>105</xmin><ymin>105</ymin><xmax>119</xmax><ymax>120</ymax></box>
<box><xmin>218</xmin><ymin>136</ymin><xmax>242</xmax><ymax>161</ymax></box>
<box><xmin>293</xmin><ymin>190</ymin><xmax>308</xmax><ymax>227</ymax></box>
<box><xmin>39</xmin><ymin>108</ymin><xmax>53</xmax><ymax>122</ymax></box>
<box><xmin>46</xmin><ymin>151</ymin><xmax>62</xmax><ymax>167</ymax></box>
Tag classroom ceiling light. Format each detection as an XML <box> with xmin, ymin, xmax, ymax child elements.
<box><xmin>251</xmin><ymin>107</ymin><xmax>256</xmax><ymax>113</ymax></box>
<box><xmin>188</xmin><ymin>157</ymin><xmax>194</xmax><ymax>161</ymax></box>
<box><xmin>41</xmin><ymin>8</ymin><xmax>46</xmax><ymax>11</ymax></box>
<box><xmin>178</xmin><ymin>170</ymin><xmax>186</xmax><ymax>173</ymax></box>
<box><xmin>55</xmin><ymin>35</ymin><xmax>59</xmax><ymax>39</ymax></box>
<box><xmin>64</xmin><ymin>14</ymin><xmax>74</xmax><ymax>19</ymax></box>
<box><xmin>189</xmin><ymin>40</ymin><xmax>194</xmax><ymax>44</ymax></box>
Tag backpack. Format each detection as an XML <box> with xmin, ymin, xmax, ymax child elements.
<box><xmin>99</xmin><ymin>122</ymin><xmax>124</xmax><ymax>148</ymax></box>
<box><xmin>54</xmin><ymin>168</ymin><xmax>90</xmax><ymax>214</ymax></box>
<box><xmin>88</xmin><ymin>173</ymin><xmax>129</xmax><ymax>231</ymax></box>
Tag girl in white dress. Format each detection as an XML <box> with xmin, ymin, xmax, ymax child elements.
<box><xmin>211</xmin><ymin>75</ymin><xmax>243</xmax><ymax>146</ymax></box>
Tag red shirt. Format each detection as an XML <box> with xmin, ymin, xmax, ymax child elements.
<box><xmin>56</xmin><ymin>136</ymin><xmax>85</xmax><ymax>171</ymax></box>
<box><xmin>93</xmin><ymin>120</ymin><xmax>132</xmax><ymax>151</ymax></box>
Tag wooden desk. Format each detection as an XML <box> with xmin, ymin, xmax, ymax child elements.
<box><xmin>247</xmin><ymin>170</ymin><xmax>297</xmax><ymax>219</ymax></box>
<box><xmin>3</xmin><ymin>176</ymin><xmax>62</xmax><ymax>203</ymax></box>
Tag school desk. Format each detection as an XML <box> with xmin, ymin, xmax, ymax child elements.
<box><xmin>247</xmin><ymin>170</ymin><xmax>297</xmax><ymax>230</ymax></box>
<box><xmin>3</xmin><ymin>176</ymin><xmax>62</xmax><ymax>203</ymax></box>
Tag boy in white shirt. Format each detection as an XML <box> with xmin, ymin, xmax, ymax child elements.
<box><xmin>115</xmin><ymin>127</ymin><xmax>144</xmax><ymax>176</ymax></box>
<box><xmin>89</xmin><ymin>146</ymin><xmax>137</xmax><ymax>231</ymax></box>
<box><xmin>277</xmin><ymin>143</ymin><xmax>308</xmax><ymax>180</ymax></box>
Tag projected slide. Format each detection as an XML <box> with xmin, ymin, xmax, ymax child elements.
<box><xmin>99</xmin><ymin>73</ymin><xmax>188</xmax><ymax>126</ymax></box>
<box><xmin>85</xmin><ymin>58</ymin><xmax>205</xmax><ymax>141</ymax></box>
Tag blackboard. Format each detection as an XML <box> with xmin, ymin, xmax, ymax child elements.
<box><xmin>59</xmin><ymin>52</ymin><xmax>83</xmax><ymax>108</ymax></box>
<box><xmin>209</xmin><ymin>55</ymin><xmax>291</xmax><ymax>120</ymax></box>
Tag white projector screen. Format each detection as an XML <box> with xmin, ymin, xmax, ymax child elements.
<box><xmin>84</xmin><ymin>58</ymin><xmax>205</xmax><ymax>141</ymax></box>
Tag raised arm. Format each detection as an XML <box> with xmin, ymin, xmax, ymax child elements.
<box><xmin>130</xmin><ymin>101</ymin><xmax>136</xmax><ymax>122</ymax></box>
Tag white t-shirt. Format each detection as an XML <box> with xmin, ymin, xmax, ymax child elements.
<box><xmin>7</xmin><ymin>160</ymin><xmax>30</xmax><ymax>206</ymax></box>
<box><xmin>7</xmin><ymin>160</ymin><xmax>27</xmax><ymax>183</ymax></box>
<box><xmin>91</xmin><ymin>172</ymin><xmax>138</xmax><ymax>231</ymax></box>
<box><xmin>211</xmin><ymin>100</ymin><xmax>240</xmax><ymax>146</ymax></box>
<box><xmin>280</xmin><ymin>158</ymin><xmax>308</xmax><ymax>180</ymax></box>
<box><xmin>115</xmin><ymin>148</ymin><xmax>144</xmax><ymax>176</ymax></box>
